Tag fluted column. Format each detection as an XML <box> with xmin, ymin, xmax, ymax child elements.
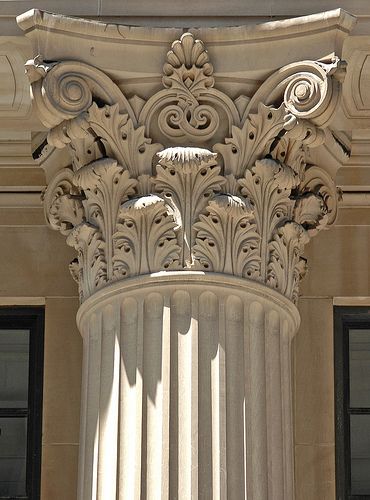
<box><xmin>21</xmin><ymin>24</ymin><xmax>344</xmax><ymax>499</ymax></box>
<box><xmin>76</xmin><ymin>273</ymin><xmax>299</xmax><ymax>500</ymax></box>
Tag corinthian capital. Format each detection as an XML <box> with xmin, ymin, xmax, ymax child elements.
<box><xmin>28</xmin><ymin>30</ymin><xmax>342</xmax><ymax>303</ymax></box>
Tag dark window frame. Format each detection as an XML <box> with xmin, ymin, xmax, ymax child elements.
<box><xmin>0</xmin><ymin>307</ymin><xmax>44</xmax><ymax>500</ymax></box>
<box><xmin>334</xmin><ymin>306</ymin><xmax>370</xmax><ymax>500</ymax></box>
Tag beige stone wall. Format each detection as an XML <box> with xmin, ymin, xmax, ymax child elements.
<box><xmin>295</xmin><ymin>299</ymin><xmax>335</xmax><ymax>500</ymax></box>
<box><xmin>0</xmin><ymin>180</ymin><xmax>82</xmax><ymax>499</ymax></box>
<box><xmin>294</xmin><ymin>204</ymin><xmax>370</xmax><ymax>500</ymax></box>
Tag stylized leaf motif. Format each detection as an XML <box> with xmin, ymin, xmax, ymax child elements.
<box><xmin>224</xmin><ymin>174</ymin><xmax>241</xmax><ymax>195</ymax></box>
<box><xmin>270</xmin><ymin>119</ymin><xmax>325</xmax><ymax>180</ymax></box>
<box><xmin>298</xmin><ymin>164</ymin><xmax>339</xmax><ymax>226</ymax></box>
<box><xmin>239</xmin><ymin>158</ymin><xmax>299</xmax><ymax>280</ymax></box>
<box><xmin>74</xmin><ymin>158</ymin><xmax>137</xmax><ymax>280</ymax></box>
<box><xmin>193</xmin><ymin>194</ymin><xmax>261</xmax><ymax>277</ymax></box>
<box><xmin>66</xmin><ymin>222</ymin><xmax>107</xmax><ymax>300</ymax></box>
<box><xmin>270</xmin><ymin>135</ymin><xmax>306</xmax><ymax>180</ymax></box>
<box><xmin>47</xmin><ymin>114</ymin><xmax>99</xmax><ymax>170</ymax></box>
<box><xmin>113</xmin><ymin>195</ymin><xmax>180</xmax><ymax>278</ymax></box>
<box><xmin>214</xmin><ymin>104</ymin><xmax>295</xmax><ymax>178</ymax></box>
<box><xmin>294</xmin><ymin>193</ymin><xmax>328</xmax><ymax>236</ymax></box>
<box><xmin>154</xmin><ymin>147</ymin><xmax>225</xmax><ymax>267</ymax></box>
<box><xmin>267</xmin><ymin>222</ymin><xmax>309</xmax><ymax>303</ymax></box>
<box><xmin>87</xmin><ymin>102</ymin><xmax>163</xmax><ymax>177</ymax></box>
<box><xmin>42</xmin><ymin>168</ymin><xmax>84</xmax><ymax>235</ymax></box>
<box><xmin>163</xmin><ymin>33</ymin><xmax>215</xmax><ymax>92</ymax></box>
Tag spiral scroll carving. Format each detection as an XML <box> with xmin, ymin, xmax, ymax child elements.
<box><xmin>245</xmin><ymin>58</ymin><xmax>341</xmax><ymax>127</ymax></box>
<box><xmin>28</xmin><ymin>58</ymin><xmax>135</xmax><ymax>129</ymax></box>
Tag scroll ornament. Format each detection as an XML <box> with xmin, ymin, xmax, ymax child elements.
<box><xmin>31</xmin><ymin>32</ymin><xmax>342</xmax><ymax>303</ymax></box>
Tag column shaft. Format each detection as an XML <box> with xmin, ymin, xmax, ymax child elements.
<box><xmin>76</xmin><ymin>273</ymin><xmax>300</xmax><ymax>500</ymax></box>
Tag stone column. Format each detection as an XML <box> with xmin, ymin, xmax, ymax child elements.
<box><xmin>76</xmin><ymin>272</ymin><xmax>299</xmax><ymax>500</ymax></box>
<box><xmin>24</xmin><ymin>29</ymin><xmax>343</xmax><ymax>499</ymax></box>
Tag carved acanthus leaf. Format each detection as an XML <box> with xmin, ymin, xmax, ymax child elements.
<box><xmin>267</xmin><ymin>222</ymin><xmax>309</xmax><ymax>304</ymax></box>
<box><xmin>75</xmin><ymin>159</ymin><xmax>137</xmax><ymax>227</ymax></box>
<box><xmin>74</xmin><ymin>158</ymin><xmax>137</xmax><ymax>282</ymax></box>
<box><xmin>193</xmin><ymin>194</ymin><xmax>260</xmax><ymax>277</ymax></box>
<box><xmin>224</xmin><ymin>174</ymin><xmax>241</xmax><ymax>195</ymax></box>
<box><xmin>214</xmin><ymin>104</ymin><xmax>295</xmax><ymax>178</ymax></box>
<box><xmin>86</xmin><ymin>103</ymin><xmax>163</xmax><ymax>177</ymax></box>
<box><xmin>113</xmin><ymin>195</ymin><xmax>180</xmax><ymax>278</ymax></box>
<box><xmin>298</xmin><ymin>164</ymin><xmax>339</xmax><ymax>226</ymax></box>
<box><xmin>270</xmin><ymin>119</ymin><xmax>325</xmax><ymax>179</ymax></box>
<box><xmin>239</xmin><ymin>158</ymin><xmax>299</xmax><ymax>280</ymax></box>
<box><xmin>294</xmin><ymin>193</ymin><xmax>328</xmax><ymax>235</ymax></box>
<box><xmin>45</xmin><ymin>114</ymin><xmax>102</xmax><ymax>170</ymax></box>
<box><xmin>66</xmin><ymin>223</ymin><xmax>107</xmax><ymax>301</ymax></box>
<box><xmin>42</xmin><ymin>168</ymin><xmax>84</xmax><ymax>235</ymax></box>
<box><xmin>154</xmin><ymin>147</ymin><xmax>225</xmax><ymax>267</ymax></box>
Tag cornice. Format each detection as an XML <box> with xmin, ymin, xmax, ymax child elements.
<box><xmin>17</xmin><ymin>8</ymin><xmax>356</xmax><ymax>42</ymax></box>
<box><xmin>16</xmin><ymin>8</ymin><xmax>355</xmax><ymax>88</ymax></box>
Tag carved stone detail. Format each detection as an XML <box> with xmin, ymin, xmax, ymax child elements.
<box><xmin>85</xmin><ymin>103</ymin><xmax>163</xmax><ymax>178</ymax></box>
<box><xmin>29</xmin><ymin>31</ymin><xmax>342</xmax><ymax>304</ymax></box>
<box><xmin>193</xmin><ymin>194</ymin><xmax>260</xmax><ymax>277</ymax></box>
<box><xmin>140</xmin><ymin>32</ymin><xmax>240</xmax><ymax>144</ymax></box>
<box><xmin>154</xmin><ymin>147</ymin><xmax>225</xmax><ymax>267</ymax></box>
<box><xmin>267</xmin><ymin>222</ymin><xmax>309</xmax><ymax>304</ymax></box>
<box><xmin>239</xmin><ymin>158</ymin><xmax>298</xmax><ymax>282</ymax></box>
<box><xmin>42</xmin><ymin>167</ymin><xmax>84</xmax><ymax>235</ymax></box>
<box><xmin>113</xmin><ymin>195</ymin><xmax>180</xmax><ymax>278</ymax></box>
<box><xmin>214</xmin><ymin>104</ymin><xmax>295</xmax><ymax>177</ymax></box>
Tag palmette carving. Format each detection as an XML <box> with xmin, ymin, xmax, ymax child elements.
<box><xmin>159</xmin><ymin>33</ymin><xmax>218</xmax><ymax>141</ymax></box>
<box><xmin>140</xmin><ymin>32</ymin><xmax>240</xmax><ymax>144</ymax></box>
<box><xmin>30</xmin><ymin>32</ymin><xmax>342</xmax><ymax>304</ymax></box>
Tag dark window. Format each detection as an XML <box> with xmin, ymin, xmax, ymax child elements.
<box><xmin>0</xmin><ymin>308</ymin><xmax>44</xmax><ymax>500</ymax></box>
<box><xmin>335</xmin><ymin>307</ymin><xmax>370</xmax><ymax>499</ymax></box>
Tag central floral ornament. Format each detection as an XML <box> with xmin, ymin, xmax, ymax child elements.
<box><xmin>32</xmin><ymin>31</ymin><xmax>342</xmax><ymax>303</ymax></box>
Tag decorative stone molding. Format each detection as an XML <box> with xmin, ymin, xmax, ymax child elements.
<box><xmin>27</xmin><ymin>31</ymin><xmax>342</xmax><ymax>303</ymax></box>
